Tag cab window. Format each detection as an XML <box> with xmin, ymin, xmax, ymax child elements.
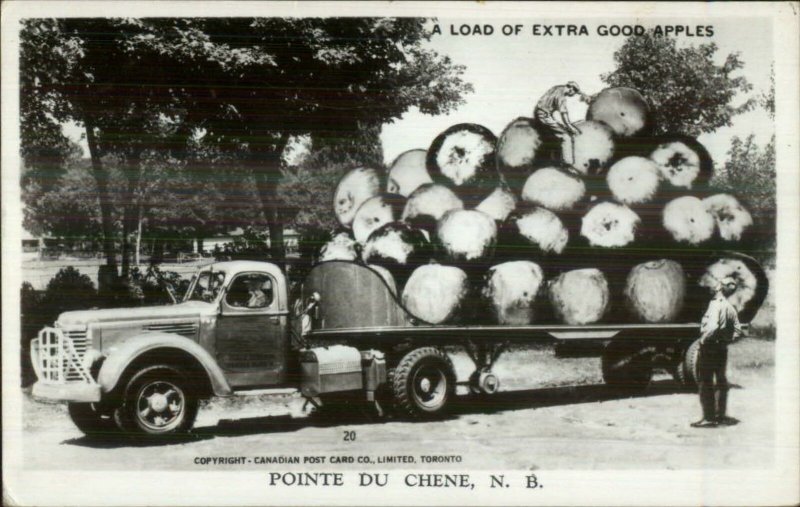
<box><xmin>225</xmin><ymin>273</ymin><xmax>274</xmax><ymax>309</ymax></box>
<box><xmin>186</xmin><ymin>271</ymin><xmax>226</xmax><ymax>302</ymax></box>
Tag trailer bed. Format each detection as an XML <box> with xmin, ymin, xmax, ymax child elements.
<box><xmin>308</xmin><ymin>322</ymin><xmax>702</xmax><ymax>345</ymax></box>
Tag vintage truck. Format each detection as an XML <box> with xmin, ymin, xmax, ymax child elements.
<box><xmin>30</xmin><ymin>257</ymin><xmax>766</xmax><ymax>438</ymax></box>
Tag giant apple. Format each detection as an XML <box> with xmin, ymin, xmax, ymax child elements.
<box><xmin>521</xmin><ymin>167</ymin><xmax>586</xmax><ymax>211</ymax></box>
<box><xmin>587</xmin><ymin>87</ymin><xmax>649</xmax><ymax>138</ymax></box>
<box><xmin>333</xmin><ymin>167</ymin><xmax>382</xmax><ymax>227</ymax></box>
<box><xmin>427</xmin><ymin>123</ymin><xmax>500</xmax><ymax>206</ymax></box>
<box><xmin>549</xmin><ymin>268</ymin><xmax>611</xmax><ymax>325</ymax></box>
<box><xmin>606</xmin><ymin>156</ymin><xmax>661</xmax><ymax>205</ymax></box>
<box><xmin>571</xmin><ymin>120</ymin><xmax>616</xmax><ymax>176</ymax></box>
<box><xmin>662</xmin><ymin>196</ymin><xmax>715</xmax><ymax>245</ymax></box>
<box><xmin>482</xmin><ymin>261</ymin><xmax>545</xmax><ymax>325</ymax></box>
<box><xmin>402</xmin><ymin>264</ymin><xmax>470</xmax><ymax>324</ymax></box>
<box><xmin>436</xmin><ymin>209</ymin><xmax>497</xmax><ymax>263</ymax></box>
<box><xmin>352</xmin><ymin>193</ymin><xmax>406</xmax><ymax>244</ymax></box>
<box><xmin>580</xmin><ymin>201</ymin><xmax>641</xmax><ymax>248</ymax></box>
<box><xmin>386</xmin><ymin>149</ymin><xmax>432</xmax><ymax>197</ymax></box>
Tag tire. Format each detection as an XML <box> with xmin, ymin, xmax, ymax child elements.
<box><xmin>391</xmin><ymin>347</ymin><xmax>455</xmax><ymax>419</ymax></box>
<box><xmin>68</xmin><ymin>402</ymin><xmax>120</xmax><ymax>438</ymax></box>
<box><xmin>601</xmin><ymin>341</ymin><xmax>653</xmax><ymax>391</ymax></box>
<box><xmin>674</xmin><ymin>339</ymin><xmax>701</xmax><ymax>388</ymax></box>
<box><xmin>116</xmin><ymin>365</ymin><xmax>198</xmax><ymax>437</ymax></box>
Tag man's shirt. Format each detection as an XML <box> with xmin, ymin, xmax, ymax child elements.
<box><xmin>536</xmin><ymin>85</ymin><xmax>570</xmax><ymax>115</ymax></box>
<box><xmin>700</xmin><ymin>294</ymin><xmax>743</xmax><ymax>344</ymax></box>
<box><xmin>247</xmin><ymin>290</ymin><xmax>267</xmax><ymax>308</ymax></box>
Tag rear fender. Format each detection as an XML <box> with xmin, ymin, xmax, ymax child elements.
<box><xmin>97</xmin><ymin>332</ymin><xmax>232</xmax><ymax>396</ymax></box>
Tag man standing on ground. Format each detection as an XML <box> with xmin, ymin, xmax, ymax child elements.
<box><xmin>691</xmin><ymin>279</ymin><xmax>744</xmax><ymax>428</ymax></box>
<box><xmin>534</xmin><ymin>81</ymin><xmax>590</xmax><ymax>166</ymax></box>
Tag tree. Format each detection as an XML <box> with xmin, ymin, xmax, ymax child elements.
<box><xmin>19</xmin><ymin>21</ymin><xmax>83</xmax><ymax>192</ymax></box>
<box><xmin>760</xmin><ymin>64</ymin><xmax>775</xmax><ymax>119</ymax></box>
<box><xmin>278</xmin><ymin>123</ymin><xmax>385</xmax><ymax>236</ymax></box>
<box><xmin>21</xmin><ymin>19</ymin><xmax>205</xmax><ymax>276</ymax></box>
<box><xmin>164</xmin><ymin>18</ymin><xmax>472</xmax><ymax>263</ymax></box>
<box><xmin>22</xmin><ymin>163</ymin><xmax>103</xmax><ymax>246</ymax></box>
<box><xmin>713</xmin><ymin>134</ymin><xmax>776</xmax><ymax>254</ymax></box>
<box><xmin>20</xmin><ymin>18</ymin><xmax>472</xmax><ymax>269</ymax></box>
<box><xmin>602</xmin><ymin>30</ymin><xmax>756</xmax><ymax>136</ymax></box>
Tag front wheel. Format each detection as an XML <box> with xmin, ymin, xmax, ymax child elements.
<box><xmin>68</xmin><ymin>402</ymin><xmax>120</xmax><ymax>438</ymax></box>
<box><xmin>116</xmin><ymin>365</ymin><xmax>198</xmax><ymax>437</ymax></box>
<box><xmin>391</xmin><ymin>347</ymin><xmax>455</xmax><ymax>419</ymax></box>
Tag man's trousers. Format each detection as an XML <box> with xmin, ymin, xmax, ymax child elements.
<box><xmin>535</xmin><ymin>109</ymin><xmax>573</xmax><ymax>165</ymax></box>
<box><xmin>697</xmin><ymin>341</ymin><xmax>729</xmax><ymax>421</ymax></box>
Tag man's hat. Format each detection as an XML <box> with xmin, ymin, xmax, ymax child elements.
<box><xmin>566</xmin><ymin>81</ymin><xmax>580</xmax><ymax>91</ymax></box>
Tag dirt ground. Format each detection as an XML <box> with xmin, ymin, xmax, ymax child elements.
<box><xmin>18</xmin><ymin>338</ymin><xmax>774</xmax><ymax>471</ymax></box>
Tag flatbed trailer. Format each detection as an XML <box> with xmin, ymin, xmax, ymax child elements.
<box><xmin>295</xmin><ymin>261</ymin><xmax>748</xmax><ymax>416</ymax></box>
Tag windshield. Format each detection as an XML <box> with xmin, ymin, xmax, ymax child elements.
<box><xmin>184</xmin><ymin>270</ymin><xmax>226</xmax><ymax>303</ymax></box>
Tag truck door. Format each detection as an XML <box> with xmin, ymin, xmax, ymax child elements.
<box><xmin>215</xmin><ymin>272</ymin><xmax>287</xmax><ymax>388</ymax></box>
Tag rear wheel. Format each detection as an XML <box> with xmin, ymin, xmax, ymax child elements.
<box><xmin>601</xmin><ymin>341</ymin><xmax>653</xmax><ymax>391</ymax></box>
<box><xmin>68</xmin><ymin>402</ymin><xmax>119</xmax><ymax>438</ymax></box>
<box><xmin>116</xmin><ymin>365</ymin><xmax>198</xmax><ymax>437</ymax></box>
<box><xmin>391</xmin><ymin>347</ymin><xmax>455</xmax><ymax>419</ymax></box>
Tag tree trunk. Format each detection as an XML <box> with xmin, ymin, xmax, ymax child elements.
<box><xmin>135</xmin><ymin>203</ymin><xmax>143</xmax><ymax>266</ymax></box>
<box><xmin>121</xmin><ymin>216</ymin><xmax>132</xmax><ymax>277</ymax></box>
<box><xmin>120</xmin><ymin>151</ymin><xmax>143</xmax><ymax>278</ymax></box>
<box><xmin>252</xmin><ymin>135</ymin><xmax>290</xmax><ymax>268</ymax></box>
<box><xmin>84</xmin><ymin>118</ymin><xmax>118</xmax><ymax>279</ymax></box>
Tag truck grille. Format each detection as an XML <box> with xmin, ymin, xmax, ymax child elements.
<box><xmin>33</xmin><ymin>328</ymin><xmax>93</xmax><ymax>383</ymax></box>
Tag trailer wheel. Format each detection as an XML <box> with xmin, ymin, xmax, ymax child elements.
<box><xmin>601</xmin><ymin>341</ymin><xmax>653</xmax><ymax>391</ymax></box>
<box><xmin>391</xmin><ymin>347</ymin><xmax>455</xmax><ymax>419</ymax></box>
<box><xmin>674</xmin><ymin>339</ymin><xmax>701</xmax><ymax>388</ymax></box>
<box><xmin>68</xmin><ymin>402</ymin><xmax>120</xmax><ymax>438</ymax></box>
<box><xmin>116</xmin><ymin>365</ymin><xmax>198</xmax><ymax>437</ymax></box>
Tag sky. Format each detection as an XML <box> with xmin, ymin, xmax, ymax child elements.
<box><xmin>62</xmin><ymin>17</ymin><xmax>774</xmax><ymax>169</ymax></box>
<box><xmin>380</xmin><ymin>17</ymin><xmax>774</xmax><ymax>167</ymax></box>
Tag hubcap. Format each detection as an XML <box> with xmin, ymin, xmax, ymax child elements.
<box><xmin>411</xmin><ymin>365</ymin><xmax>447</xmax><ymax>411</ymax></box>
<box><xmin>149</xmin><ymin>393</ymin><xmax>168</xmax><ymax>412</ymax></box>
<box><xmin>136</xmin><ymin>380</ymin><xmax>184</xmax><ymax>432</ymax></box>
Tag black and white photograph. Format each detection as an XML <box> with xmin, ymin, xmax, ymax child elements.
<box><xmin>2</xmin><ymin>2</ymin><xmax>798</xmax><ymax>506</ymax></box>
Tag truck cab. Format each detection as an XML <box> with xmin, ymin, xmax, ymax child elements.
<box><xmin>182</xmin><ymin>261</ymin><xmax>291</xmax><ymax>388</ymax></box>
<box><xmin>31</xmin><ymin>260</ymin><xmax>296</xmax><ymax>437</ymax></box>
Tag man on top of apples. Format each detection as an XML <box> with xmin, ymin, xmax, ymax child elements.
<box><xmin>534</xmin><ymin>81</ymin><xmax>591</xmax><ymax>166</ymax></box>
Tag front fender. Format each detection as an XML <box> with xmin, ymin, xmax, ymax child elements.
<box><xmin>97</xmin><ymin>332</ymin><xmax>232</xmax><ymax>397</ymax></box>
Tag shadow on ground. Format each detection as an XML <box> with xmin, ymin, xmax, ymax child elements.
<box><xmin>62</xmin><ymin>378</ymin><xmax>738</xmax><ymax>449</ymax></box>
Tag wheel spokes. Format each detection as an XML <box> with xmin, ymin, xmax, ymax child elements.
<box><xmin>136</xmin><ymin>380</ymin><xmax>185</xmax><ymax>430</ymax></box>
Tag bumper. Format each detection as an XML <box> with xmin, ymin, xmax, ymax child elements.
<box><xmin>32</xmin><ymin>381</ymin><xmax>102</xmax><ymax>403</ymax></box>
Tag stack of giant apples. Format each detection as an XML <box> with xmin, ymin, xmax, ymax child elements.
<box><xmin>318</xmin><ymin>87</ymin><xmax>768</xmax><ymax>326</ymax></box>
